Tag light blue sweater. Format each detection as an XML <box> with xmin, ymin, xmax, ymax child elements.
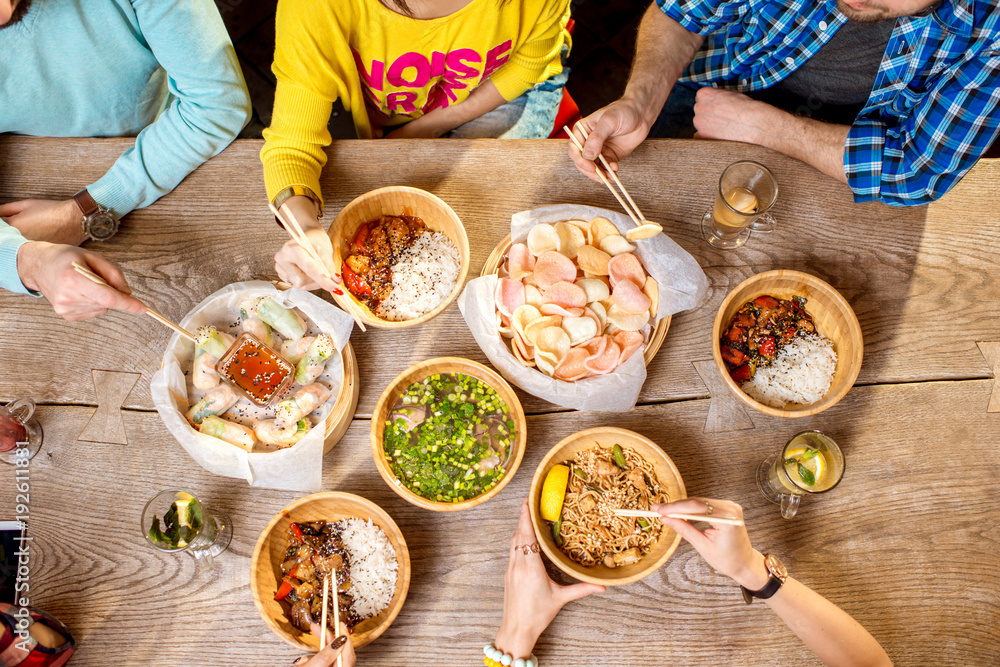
<box><xmin>0</xmin><ymin>0</ymin><xmax>251</xmax><ymax>294</ymax></box>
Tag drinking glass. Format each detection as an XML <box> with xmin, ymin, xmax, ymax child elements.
<box><xmin>701</xmin><ymin>161</ymin><xmax>779</xmax><ymax>248</ymax></box>
<box><xmin>756</xmin><ymin>430</ymin><xmax>844</xmax><ymax>519</ymax></box>
<box><xmin>0</xmin><ymin>398</ymin><xmax>43</xmax><ymax>464</ymax></box>
<box><xmin>140</xmin><ymin>489</ymin><xmax>232</xmax><ymax>570</ymax></box>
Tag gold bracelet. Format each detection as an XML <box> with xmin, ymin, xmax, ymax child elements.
<box><xmin>271</xmin><ymin>185</ymin><xmax>324</xmax><ymax>217</ymax></box>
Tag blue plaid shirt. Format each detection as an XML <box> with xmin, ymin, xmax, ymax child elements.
<box><xmin>658</xmin><ymin>0</ymin><xmax>1000</xmax><ymax>206</ymax></box>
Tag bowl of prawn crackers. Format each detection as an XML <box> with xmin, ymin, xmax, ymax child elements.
<box><xmin>330</xmin><ymin>186</ymin><xmax>470</xmax><ymax>329</ymax></box>
<box><xmin>713</xmin><ymin>270</ymin><xmax>863</xmax><ymax>418</ymax></box>
<box><xmin>250</xmin><ymin>492</ymin><xmax>410</xmax><ymax>651</ymax></box>
<box><xmin>371</xmin><ymin>357</ymin><xmax>527</xmax><ymax>512</ymax></box>
<box><xmin>529</xmin><ymin>427</ymin><xmax>686</xmax><ymax>586</ymax></box>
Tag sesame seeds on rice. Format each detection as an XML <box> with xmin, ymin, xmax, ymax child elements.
<box><xmin>377</xmin><ymin>232</ymin><xmax>461</xmax><ymax>321</ymax></box>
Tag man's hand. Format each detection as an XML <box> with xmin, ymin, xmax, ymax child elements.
<box><xmin>0</xmin><ymin>199</ymin><xmax>87</xmax><ymax>246</ymax></box>
<box><xmin>569</xmin><ymin>99</ymin><xmax>652</xmax><ymax>183</ymax></box>
<box><xmin>691</xmin><ymin>87</ymin><xmax>772</xmax><ymax>144</ymax></box>
<box><xmin>16</xmin><ymin>242</ymin><xmax>147</xmax><ymax>321</ymax></box>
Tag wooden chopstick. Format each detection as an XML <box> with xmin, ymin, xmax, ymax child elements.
<box><xmin>320</xmin><ymin>574</ymin><xmax>330</xmax><ymax>651</ymax></box>
<box><xmin>72</xmin><ymin>262</ymin><xmax>197</xmax><ymax>342</ymax></box>
<box><xmin>269</xmin><ymin>203</ymin><xmax>368</xmax><ymax>333</ymax></box>
<box><xmin>614</xmin><ymin>508</ymin><xmax>745</xmax><ymax>526</ymax></box>
<box><xmin>565</xmin><ymin>123</ymin><xmax>645</xmax><ymax>227</ymax></box>
<box><xmin>574</xmin><ymin>120</ymin><xmax>648</xmax><ymax>225</ymax></box>
<box><xmin>332</xmin><ymin>571</ymin><xmax>342</xmax><ymax>667</ymax></box>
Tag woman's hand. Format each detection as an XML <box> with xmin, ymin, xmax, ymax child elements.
<box><xmin>272</xmin><ymin>196</ymin><xmax>342</xmax><ymax>294</ymax></box>
<box><xmin>653</xmin><ymin>497</ymin><xmax>769</xmax><ymax>590</ymax></box>
<box><xmin>494</xmin><ymin>499</ymin><xmax>605</xmax><ymax>659</ymax></box>
<box><xmin>16</xmin><ymin>242</ymin><xmax>147</xmax><ymax>321</ymax></box>
<box><xmin>292</xmin><ymin>623</ymin><xmax>357</xmax><ymax>667</ymax></box>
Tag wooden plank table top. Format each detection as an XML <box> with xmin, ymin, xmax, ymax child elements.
<box><xmin>1</xmin><ymin>136</ymin><xmax>998</xmax><ymax>666</ymax></box>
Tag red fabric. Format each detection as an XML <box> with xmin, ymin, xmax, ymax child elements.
<box><xmin>0</xmin><ymin>605</ymin><xmax>75</xmax><ymax>667</ymax></box>
<box><xmin>548</xmin><ymin>17</ymin><xmax>582</xmax><ymax>139</ymax></box>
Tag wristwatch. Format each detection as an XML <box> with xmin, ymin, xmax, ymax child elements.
<box><xmin>740</xmin><ymin>552</ymin><xmax>788</xmax><ymax>604</ymax></box>
<box><xmin>73</xmin><ymin>188</ymin><xmax>119</xmax><ymax>242</ymax></box>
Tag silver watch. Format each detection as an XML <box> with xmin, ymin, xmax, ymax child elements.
<box><xmin>73</xmin><ymin>188</ymin><xmax>119</xmax><ymax>241</ymax></box>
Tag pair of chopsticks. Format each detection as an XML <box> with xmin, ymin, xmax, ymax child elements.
<box><xmin>319</xmin><ymin>573</ymin><xmax>343</xmax><ymax>667</ymax></box>
<box><xmin>565</xmin><ymin>121</ymin><xmax>649</xmax><ymax>229</ymax></box>
<box><xmin>268</xmin><ymin>202</ymin><xmax>367</xmax><ymax>333</ymax></box>
<box><xmin>614</xmin><ymin>508</ymin><xmax>745</xmax><ymax>527</ymax></box>
<box><xmin>72</xmin><ymin>262</ymin><xmax>196</xmax><ymax>343</ymax></box>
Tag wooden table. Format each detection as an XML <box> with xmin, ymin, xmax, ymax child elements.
<box><xmin>1</xmin><ymin>136</ymin><xmax>998</xmax><ymax>666</ymax></box>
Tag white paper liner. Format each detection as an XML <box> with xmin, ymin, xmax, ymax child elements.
<box><xmin>459</xmin><ymin>204</ymin><xmax>708</xmax><ymax>412</ymax></box>
<box><xmin>151</xmin><ymin>281</ymin><xmax>354</xmax><ymax>491</ymax></box>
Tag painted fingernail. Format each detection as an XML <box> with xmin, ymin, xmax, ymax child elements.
<box><xmin>335</xmin><ymin>273</ymin><xmax>342</xmax><ymax>279</ymax></box>
<box><xmin>330</xmin><ymin>635</ymin><xmax>347</xmax><ymax>649</ymax></box>
<box><xmin>333</xmin><ymin>289</ymin><xmax>344</xmax><ymax>296</ymax></box>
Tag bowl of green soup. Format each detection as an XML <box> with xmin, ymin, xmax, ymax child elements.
<box><xmin>371</xmin><ymin>357</ymin><xmax>527</xmax><ymax>511</ymax></box>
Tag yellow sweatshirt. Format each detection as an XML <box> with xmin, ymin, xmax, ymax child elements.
<box><xmin>261</xmin><ymin>0</ymin><xmax>571</xmax><ymax>204</ymax></box>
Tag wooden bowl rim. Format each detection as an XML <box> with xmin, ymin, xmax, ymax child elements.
<box><xmin>528</xmin><ymin>426</ymin><xmax>686</xmax><ymax>586</ymax></box>
<box><xmin>249</xmin><ymin>491</ymin><xmax>410</xmax><ymax>651</ymax></box>
<box><xmin>480</xmin><ymin>233</ymin><xmax>672</xmax><ymax>366</ymax></box>
<box><xmin>328</xmin><ymin>186</ymin><xmax>470</xmax><ymax>329</ymax></box>
<box><xmin>711</xmin><ymin>269</ymin><xmax>864</xmax><ymax>418</ymax></box>
<box><xmin>370</xmin><ymin>356</ymin><xmax>528</xmax><ymax>512</ymax></box>
<box><xmin>322</xmin><ymin>342</ymin><xmax>360</xmax><ymax>453</ymax></box>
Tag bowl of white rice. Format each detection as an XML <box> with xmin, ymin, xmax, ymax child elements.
<box><xmin>329</xmin><ymin>186</ymin><xmax>470</xmax><ymax>329</ymax></box>
<box><xmin>712</xmin><ymin>270</ymin><xmax>863</xmax><ymax>418</ymax></box>
<box><xmin>251</xmin><ymin>492</ymin><xmax>410</xmax><ymax>651</ymax></box>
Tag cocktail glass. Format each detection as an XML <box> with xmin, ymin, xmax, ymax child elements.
<box><xmin>140</xmin><ymin>489</ymin><xmax>232</xmax><ymax>570</ymax></box>
<box><xmin>701</xmin><ymin>161</ymin><xmax>779</xmax><ymax>248</ymax></box>
<box><xmin>756</xmin><ymin>430</ymin><xmax>844</xmax><ymax>519</ymax></box>
<box><xmin>0</xmin><ymin>398</ymin><xmax>43</xmax><ymax>464</ymax></box>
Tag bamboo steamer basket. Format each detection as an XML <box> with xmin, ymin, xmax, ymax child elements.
<box><xmin>329</xmin><ymin>186</ymin><xmax>470</xmax><ymax>329</ymax></box>
<box><xmin>481</xmin><ymin>234</ymin><xmax>670</xmax><ymax>366</ymax></box>
<box><xmin>250</xmin><ymin>492</ymin><xmax>410</xmax><ymax>651</ymax></box>
<box><xmin>528</xmin><ymin>427</ymin><xmax>686</xmax><ymax>586</ymax></box>
<box><xmin>712</xmin><ymin>269</ymin><xmax>863</xmax><ymax>418</ymax></box>
<box><xmin>371</xmin><ymin>357</ymin><xmax>527</xmax><ymax>512</ymax></box>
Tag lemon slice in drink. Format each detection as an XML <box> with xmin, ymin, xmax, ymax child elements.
<box><xmin>540</xmin><ymin>464</ymin><xmax>570</xmax><ymax>522</ymax></box>
<box><xmin>785</xmin><ymin>448</ymin><xmax>825</xmax><ymax>487</ymax></box>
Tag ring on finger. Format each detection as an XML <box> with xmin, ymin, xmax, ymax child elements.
<box><xmin>513</xmin><ymin>543</ymin><xmax>540</xmax><ymax>555</ymax></box>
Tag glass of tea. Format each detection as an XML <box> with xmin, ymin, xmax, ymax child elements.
<box><xmin>0</xmin><ymin>398</ymin><xmax>43</xmax><ymax>464</ymax></box>
<box><xmin>141</xmin><ymin>489</ymin><xmax>232</xmax><ymax>570</ymax></box>
<box><xmin>756</xmin><ymin>430</ymin><xmax>844</xmax><ymax>519</ymax></box>
<box><xmin>701</xmin><ymin>161</ymin><xmax>778</xmax><ymax>249</ymax></box>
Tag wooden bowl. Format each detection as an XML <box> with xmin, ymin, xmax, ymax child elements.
<box><xmin>712</xmin><ymin>269</ymin><xmax>863</xmax><ymax>418</ymax></box>
<box><xmin>528</xmin><ymin>427</ymin><xmax>686</xmax><ymax>586</ymax></box>
<box><xmin>321</xmin><ymin>342</ymin><xmax>360</xmax><ymax>453</ymax></box>
<box><xmin>370</xmin><ymin>357</ymin><xmax>527</xmax><ymax>512</ymax></box>
<box><xmin>481</xmin><ymin>234</ymin><xmax>671</xmax><ymax>365</ymax></box>
<box><xmin>329</xmin><ymin>186</ymin><xmax>470</xmax><ymax>329</ymax></box>
<box><xmin>250</xmin><ymin>492</ymin><xmax>410</xmax><ymax>652</ymax></box>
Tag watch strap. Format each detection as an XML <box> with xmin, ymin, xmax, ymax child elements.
<box><xmin>272</xmin><ymin>185</ymin><xmax>323</xmax><ymax>221</ymax></box>
<box><xmin>741</xmin><ymin>575</ymin><xmax>783</xmax><ymax>604</ymax></box>
<box><xmin>73</xmin><ymin>188</ymin><xmax>100</xmax><ymax>217</ymax></box>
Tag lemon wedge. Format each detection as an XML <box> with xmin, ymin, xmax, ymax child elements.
<box><xmin>785</xmin><ymin>447</ymin><xmax>825</xmax><ymax>486</ymax></box>
<box><xmin>540</xmin><ymin>464</ymin><xmax>570</xmax><ymax>522</ymax></box>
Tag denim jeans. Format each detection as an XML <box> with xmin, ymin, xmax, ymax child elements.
<box><xmin>649</xmin><ymin>82</ymin><xmax>700</xmax><ymax>139</ymax></box>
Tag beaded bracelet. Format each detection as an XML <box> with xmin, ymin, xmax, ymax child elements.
<box><xmin>483</xmin><ymin>643</ymin><xmax>538</xmax><ymax>667</ymax></box>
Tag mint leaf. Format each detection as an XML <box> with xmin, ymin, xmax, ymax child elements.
<box><xmin>798</xmin><ymin>464</ymin><xmax>816</xmax><ymax>486</ymax></box>
<box><xmin>801</xmin><ymin>449</ymin><xmax>818</xmax><ymax>461</ymax></box>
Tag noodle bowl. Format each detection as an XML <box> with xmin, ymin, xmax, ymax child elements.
<box><xmin>558</xmin><ymin>444</ymin><xmax>668</xmax><ymax>569</ymax></box>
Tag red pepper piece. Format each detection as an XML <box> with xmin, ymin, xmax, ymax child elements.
<box><xmin>274</xmin><ymin>580</ymin><xmax>294</xmax><ymax>601</ymax></box>
<box><xmin>720</xmin><ymin>345</ymin><xmax>746</xmax><ymax>366</ymax></box>
<box><xmin>730</xmin><ymin>364</ymin><xmax>752</xmax><ymax>382</ymax></box>
<box><xmin>350</xmin><ymin>223</ymin><xmax>370</xmax><ymax>254</ymax></box>
<box><xmin>754</xmin><ymin>295</ymin><xmax>779</xmax><ymax>309</ymax></box>
<box><xmin>758</xmin><ymin>336</ymin><xmax>776</xmax><ymax>358</ymax></box>
<box><xmin>290</xmin><ymin>523</ymin><xmax>304</xmax><ymax>542</ymax></box>
<box><xmin>341</xmin><ymin>262</ymin><xmax>372</xmax><ymax>296</ymax></box>
<box><xmin>724</xmin><ymin>326</ymin><xmax>746</xmax><ymax>344</ymax></box>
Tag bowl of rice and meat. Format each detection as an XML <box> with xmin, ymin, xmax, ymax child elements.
<box><xmin>250</xmin><ymin>492</ymin><xmax>410</xmax><ymax>651</ymax></box>
<box><xmin>713</xmin><ymin>270</ymin><xmax>864</xmax><ymax>418</ymax></box>
<box><xmin>330</xmin><ymin>186</ymin><xmax>470</xmax><ymax>328</ymax></box>
<box><xmin>371</xmin><ymin>357</ymin><xmax>528</xmax><ymax>512</ymax></box>
<box><xmin>528</xmin><ymin>427</ymin><xmax>686</xmax><ymax>587</ymax></box>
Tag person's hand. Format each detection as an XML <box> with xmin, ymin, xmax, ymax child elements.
<box><xmin>292</xmin><ymin>622</ymin><xmax>357</xmax><ymax>667</ymax></box>
<box><xmin>16</xmin><ymin>242</ymin><xmax>146</xmax><ymax>321</ymax></box>
<box><xmin>494</xmin><ymin>499</ymin><xmax>605</xmax><ymax>659</ymax></box>
<box><xmin>692</xmin><ymin>87</ymin><xmax>772</xmax><ymax>145</ymax></box>
<box><xmin>568</xmin><ymin>99</ymin><xmax>652</xmax><ymax>183</ymax></box>
<box><xmin>273</xmin><ymin>196</ymin><xmax>342</xmax><ymax>294</ymax></box>
<box><xmin>0</xmin><ymin>199</ymin><xmax>87</xmax><ymax>246</ymax></box>
<box><xmin>653</xmin><ymin>497</ymin><xmax>769</xmax><ymax>590</ymax></box>
<box><xmin>384</xmin><ymin>114</ymin><xmax>448</xmax><ymax>139</ymax></box>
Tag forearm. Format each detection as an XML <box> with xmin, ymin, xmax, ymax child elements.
<box><xmin>494</xmin><ymin>616</ymin><xmax>541</xmax><ymax>660</ymax></box>
<box><xmin>623</xmin><ymin>5</ymin><xmax>703</xmax><ymax>127</ymax></box>
<box><xmin>417</xmin><ymin>80</ymin><xmax>507</xmax><ymax>136</ymax></box>
<box><xmin>733</xmin><ymin>551</ymin><xmax>891</xmax><ymax>667</ymax></box>
<box><xmin>752</xmin><ymin>106</ymin><xmax>850</xmax><ymax>184</ymax></box>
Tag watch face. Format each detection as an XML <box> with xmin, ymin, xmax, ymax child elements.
<box><xmin>86</xmin><ymin>213</ymin><xmax>118</xmax><ymax>241</ymax></box>
<box><xmin>764</xmin><ymin>553</ymin><xmax>788</xmax><ymax>581</ymax></box>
